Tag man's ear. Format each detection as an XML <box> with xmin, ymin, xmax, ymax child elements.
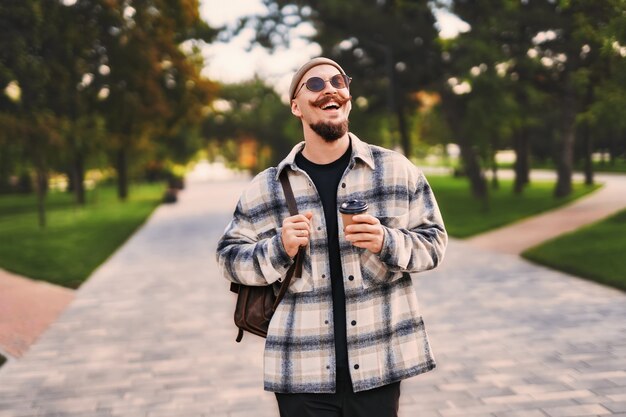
<box><xmin>291</xmin><ymin>100</ymin><xmax>302</xmax><ymax>118</ymax></box>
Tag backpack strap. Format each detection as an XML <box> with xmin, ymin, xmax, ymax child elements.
<box><xmin>274</xmin><ymin>169</ymin><xmax>303</xmax><ymax>310</ymax></box>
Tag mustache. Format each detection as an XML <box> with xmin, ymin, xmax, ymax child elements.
<box><xmin>311</xmin><ymin>94</ymin><xmax>352</xmax><ymax>108</ymax></box>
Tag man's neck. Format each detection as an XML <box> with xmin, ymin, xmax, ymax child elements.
<box><xmin>301</xmin><ymin>131</ymin><xmax>350</xmax><ymax>165</ymax></box>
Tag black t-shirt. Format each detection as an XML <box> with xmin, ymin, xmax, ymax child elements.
<box><xmin>295</xmin><ymin>143</ymin><xmax>351</xmax><ymax>374</ymax></box>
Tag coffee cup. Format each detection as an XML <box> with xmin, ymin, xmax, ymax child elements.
<box><xmin>339</xmin><ymin>199</ymin><xmax>368</xmax><ymax>231</ymax></box>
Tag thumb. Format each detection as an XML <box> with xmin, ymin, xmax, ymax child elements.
<box><xmin>304</xmin><ymin>211</ymin><xmax>314</xmax><ymax>220</ymax></box>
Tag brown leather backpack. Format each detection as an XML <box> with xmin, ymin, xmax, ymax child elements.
<box><xmin>229</xmin><ymin>170</ymin><xmax>303</xmax><ymax>342</ymax></box>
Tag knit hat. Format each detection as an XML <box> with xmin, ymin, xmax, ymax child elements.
<box><xmin>288</xmin><ymin>57</ymin><xmax>347</xmax><ymax>100</ymax></box>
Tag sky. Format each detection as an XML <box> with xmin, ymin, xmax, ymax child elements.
<box><xmin>198</xmin><ymin>0</ymin><xmax>469</xmax><ymax>98</ymax></box>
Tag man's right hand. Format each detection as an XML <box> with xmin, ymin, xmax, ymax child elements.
<box><xmin>281</xmin><ymin>212</ymin><xmax>313</xmax><ymax>258</ymax></box>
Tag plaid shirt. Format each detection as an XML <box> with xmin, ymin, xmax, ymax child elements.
<box><xmin>217</xmin><ymin>134</ymin><xmax>447</xmax><ymax>393</ymax></box>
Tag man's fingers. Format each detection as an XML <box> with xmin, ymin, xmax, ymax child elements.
<box><xmin>345</xmin><ymin>224</ymin><xmax>381</xmax><ymax>234</ymax></box>
<box><xmin>284</xmin><ymin>213</ymin><xmax>312</xmax><ymax>226</ymax></box>
<box><xmin>345</xmin><ymin>233</ymin><xmax>377</xmax><ymax>242</ymax></box>
<box><xmin>351</xmin><ymin>214</ymin><xmax>379</xmax><ymax>224</ymax></box>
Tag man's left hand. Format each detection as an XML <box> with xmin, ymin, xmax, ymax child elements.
<box><xmin>344</xmin><ymin>214</ymin><xmax>385</xmax><ymax>254</ymax></box>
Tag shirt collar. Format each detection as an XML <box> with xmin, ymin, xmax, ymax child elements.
<box><xmin>276</xmin><ymin>133</ymin><xmax>375</xmax><ymax>180</ymax></box>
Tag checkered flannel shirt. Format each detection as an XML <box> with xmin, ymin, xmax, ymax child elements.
<box><xmin>217</xmin><ymin>134</ymin><xmax>447</xmax><ymax>393</ymax></box>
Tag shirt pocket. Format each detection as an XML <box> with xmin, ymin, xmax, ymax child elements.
<box><xmin>359</xmin><ymin>250</ymin><xmax>404</xmax><ymax>288</ymax></box>
<box><xmin>378</xmin><ymin>210</ymin><xmax>410</xmax><ymax>230</ymax></box>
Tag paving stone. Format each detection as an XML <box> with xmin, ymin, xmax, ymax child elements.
<box><xmin>602</xmin><ymin>402</ymin><xmax>626</xmax><ymax>413</ymax></box>
<box><xmin>494</xmin><ymin>410</ymin><xmax>550</xmax><ymax>417</ymax></box>
<box><xmin>542</xmin><ymin>404</ymin><xmax>611</xmax><ymax>417</ymax></box>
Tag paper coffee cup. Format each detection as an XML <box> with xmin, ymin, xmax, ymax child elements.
<box><xmin>339</xmin><ymin>200</ymin><xmax>368</xmax><ymax>231</ymax></box>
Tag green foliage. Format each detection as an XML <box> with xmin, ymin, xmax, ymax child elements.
<box><xmin>0</xmin><ymin>183</ymin><xmax>164</xmax><ymax>288</ymax></box>
<box><xmin>247</xmin><ymin>0</ymin><xmax>441</xmax><ymax>156</ymax></box>
<box><xmin>523</xmin><ymin>209</ymin><xmax>626</xmax><ymax>291</ymax></box>
<box><xmin>202</xmin><ymin>78</ymin><xmax>300</xmax><ymax>169</ymax></box>
<box><xmin>428</xmin><ymin>175</ymin><xmax>600</xmax><ymax>238</ymax></box>
<box><xmin>0</xmin><ymin>0</ymin><xmax>217</xmax><ymax>205</ymax></box>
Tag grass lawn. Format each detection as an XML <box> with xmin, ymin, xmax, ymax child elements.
<box><xmin>0</xmin><ymin>183</ymin><xmax>165</xmax><ymax>289</ymax></box>
<box><xmin>427</xmin><ymin>176</ymin><xmax>601</xmax><ymax>238</ymax></box>
<box><xmin>522</xmin><ymin>209</ymin><xmax>626</xmax><ymax>292</ymax></box>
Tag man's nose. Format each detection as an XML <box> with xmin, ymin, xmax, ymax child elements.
<box><xmin>322</xmin><ymin>80</ymin><xmax>338</xmax><ymax>94</ymax></box>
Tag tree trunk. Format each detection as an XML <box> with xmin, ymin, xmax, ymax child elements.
<box><xmin>0</xmin><ymin>150</ymin><xmax>10</xmax><ymax>193</ymax></box>
<box><xmin>460</xmin><ymin>142</ymin><xmax>488</xmax><ymax>200</ymax></box>
<box><xmin>66</xmin><ymin>169</ymin><xmax>75</xmax><ymax>193</ymax></box>
<box><xmin>35</xmin><ymin>168</ymin><xmax>47</xmax><ymax>228</ymax></box>
<box><xmin>490</xmin><ymin>145</ymin><xmax>499</xmax><ymax>190</ymax></box>
<box><xmin>582</xmin><ymin>121</ymin><xmax>593</xmax><ymax>186</ymax></box>
<box><xmin>513</xmin><ymin>127</ymin><xmax>531</xmax><ymax>194</ymax></box>
<box><xmin>116</xmin><ymin>148</ymin><xmax>128</xmax><ymax>201</ymax></box>
<box><xmin>395</xmin><ymin>101</ymin><xmax>411</xmax><ymax>158</ymax></box>
<box><xmin>73</xmin><ymin>153</ymin><xmax>86</xmax><ymax>205</ymax></box>
<box><xmin>439</xmin><ymin>91</ymin><xmax>488</xmax><ymax>200</ymax></box>
<box><xmin>582</xmin><ymin>82</ymin><xmax>594</xmax><ymax>186</ymax></box>
<box><xmin>554</xmin><ymin>85</ymin><xmax>576</xmax><ymax>198</ymax></box>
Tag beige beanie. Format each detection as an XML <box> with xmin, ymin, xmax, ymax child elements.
<box><xmin>288</xmin><ymin>57</ymin><xmax>347</xmax><ymax>100</ymax></box>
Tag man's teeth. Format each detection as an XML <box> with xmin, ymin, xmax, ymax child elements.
<box><xmin>321</xmin><ymin>102</ymin><xmax>340</xmax><ymax>109</ymax></box>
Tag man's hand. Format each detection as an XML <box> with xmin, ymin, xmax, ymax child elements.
<box><xmin>345</xmin><ymin>214</ymin><xmax>385</xmax><ymax>254</ymax></box>
<box><xmin>281</xmin><ymin>212</ymin><xmax>313</xmax><ymax>258</ymax></box>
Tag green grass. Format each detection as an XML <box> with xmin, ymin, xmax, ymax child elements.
<box><xmin>427</xmin><ymin>176</ymin><xmax>601</xmax><ymax>238</ymax></box>
<box><xmin>522</xmin><ymin>209</ymin><xmax>626</xmax><ymax>292</ymax></box>
<box><xmin>0</xmin><ymin>183</ymin><xmax>165</xmax><ymax>289</ymax></box>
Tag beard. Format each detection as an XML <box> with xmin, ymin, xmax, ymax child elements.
<box><xmin>309</xmin><ymin>119</ymin><xmax>349</xmax><ymax>142</ymax></box>
<box><xmin>307</xmin><ymin>94</ymin><xmax>351</xmax><ymax>142</ymax></box>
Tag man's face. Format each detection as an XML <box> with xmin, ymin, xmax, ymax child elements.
<box><xmin>291</xmin><ymin>64</ymin><xmax>352</xmax><ymax>141</ymax></box>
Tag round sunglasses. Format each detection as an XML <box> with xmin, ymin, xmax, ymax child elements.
<box><xmin>293</xmin><ymin>74</ymin><xmax>352</xmax><ymax>98</ymax></box>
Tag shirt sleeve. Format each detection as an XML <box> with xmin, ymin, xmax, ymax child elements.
<box><xmin>377</xmin><ymin>171</ymin><xmax>448</xmax><ymax>273</ymax></box>
<box><xmin>216</xmin><ymin>190</ymin><xmax>294</xmax><ymax>286</ymax></box>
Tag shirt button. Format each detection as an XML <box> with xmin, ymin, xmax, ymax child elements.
<box><xmin>277</xmin><ymin>278</ymin><xmax>282</xmax><ymax>282</ymax></box>
<box><xmin>341</xmin><ymin>183</ymin><xmax>346</xmax><ymax>188</ymax></box>
<box><xmin>325</xmin><ymin>320</ymin><xmax>329</xmax><ymax>325</ymax></box>
<box><xmin>326</xmin><ymin>365</ymin><xmax>330</xmax><ymax>370</ymax></box>
<box><xmin>354</xmin><ymin>364</ymin><xmax>359</xmax><ymax>370</ymax></box>
<box><xmin>348</xmin><ymin>275</ymin><xmax>354</xmax><ymax>281</ymax></box>
<box><xmin>317</xmin><ymin>227</ymin><xmax>322</xmax><ymax>231</ymax></box>
<box><xmin>322</xmin><ymin>274</ymin><xmax>326</xmax><ymax>278</ymax></box>
<box><xmin>351</xmin><ymin>320</ymin><xmax>357</xmax><ymax>326</ymax></box>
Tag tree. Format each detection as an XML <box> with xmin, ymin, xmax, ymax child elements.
<box><xmin>524</xmin><ymin>0</ymin><xmax>623</xmax><ymax>196</ymax></box>
<box><xmin>96</xmin><ymin>0</ymin><xmax>216</xmax><ymax>199</ymax></box>
<box><xmin>440</xmin><ymin>0</ymin><xmax>556</xmax><ymax>198</ymax></box>
<box><xmin>39</xmin><ymin>0</ymin><xmax>105</xmax><ymax>205</ymax></box>
<box><xmin>243</xmin><ymin>0</ymin><xmax>441</xmax><ymax>158</ymax></box>
<box><xmin>202</xmin><ymin>78</ymin><xmax>299</xmax><ymax>171</ymax></box>
<box><xmin>0</xmin><ymin>0</ymin><xmax>63</xmax><ymax>226</ymax></box>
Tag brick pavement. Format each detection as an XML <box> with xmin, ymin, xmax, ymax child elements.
<box><xmin>0</xmin><ymin>270</ymin><xmax>74</xmax><ymax>358</ymax></box>
<box><xmin>0</xmin><ymin>169</ymin><xmax>624</xmax><ymax>416</ymax></box>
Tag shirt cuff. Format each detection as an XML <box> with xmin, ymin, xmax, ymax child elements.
<box><xmin>267</xmin><ymin>233</ymin><xmax>295</xmax><ymax>284</ymax></box>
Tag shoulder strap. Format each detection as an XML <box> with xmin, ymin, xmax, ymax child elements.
<box><xmin>279</xmin><ymin>170</ymin><xmax>298</xmax><ymax>216</ymax></box>
<box><xmin>273</xmin><ymin>169</ymin><xmax>304</xmax><ymax>310</ymax></box>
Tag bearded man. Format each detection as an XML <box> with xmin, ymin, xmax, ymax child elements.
<box><xmin>217</xmin><ymin>57</ymin><xmax>447</xmax><ymax>417</ymax></box>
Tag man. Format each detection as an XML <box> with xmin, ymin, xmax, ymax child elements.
<box><xmin>217</xmin><ymin>57</ymin><xmax>447</xmax><ymax>417</ymax></box>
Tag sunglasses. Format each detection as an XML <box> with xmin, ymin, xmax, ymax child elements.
<box><xmin>294</xmin><ymin>74</ymin><xmax>352</xmax><ymax>98</ymax></box>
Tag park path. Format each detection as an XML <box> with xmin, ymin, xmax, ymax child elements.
<box><xmin>0</xmin><ymin>270</ymin><xmax>73</xmax><ymax>359</ymax></box>
<box><xmin>0</xmin><ymin>164</ymin><xmax>625</xmax><ymax>417</ymax></box>
<box><xmin>2</xmin><ymin>169</ymin><xmax>623</xmax><ymax>360</ymax></box>
<box><xmin>466</xmin><ymin>171</ymin><xmax>626</xmax><ymax>254</ymax></box>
